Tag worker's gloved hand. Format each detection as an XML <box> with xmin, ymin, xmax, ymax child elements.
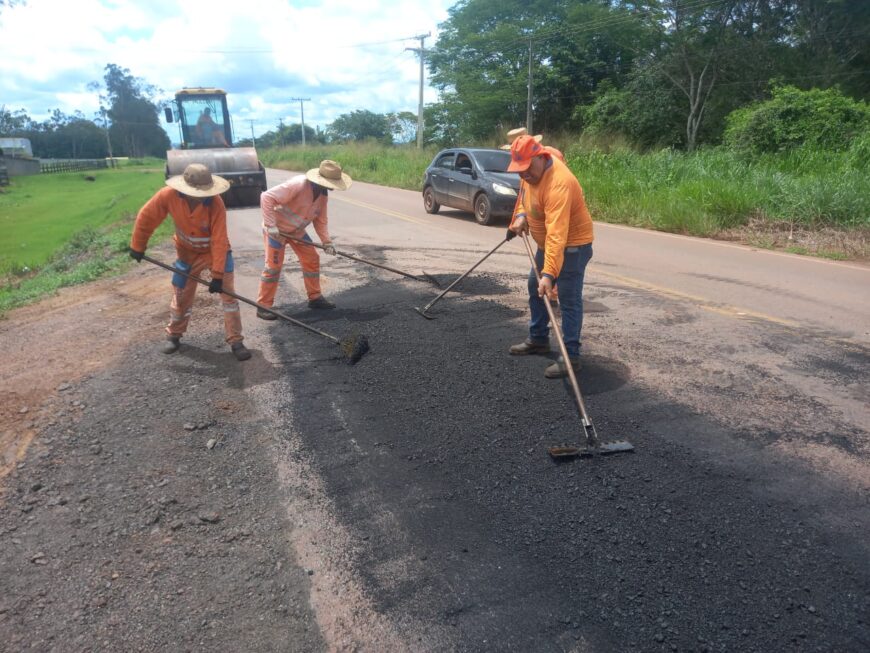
<box><xmin>509</xmin><ymin>214</ymin><xmax>529</xmax><ymax>237</ymax></box>
<box><xmin>208</xmin><ymin>278</ymin><xmax>223</xmax><ymax>294</ymax></box>
<box><xmin>505</xmin><ymin>228</ymin><xmax>516</xmax><ymax>242</ymax></box>
<box><xmin>322</xmin><ymin>242</ymin><xmax>337</xmax><ymax>256</ymax></box>
<box><xmin>266</xmin><ymin>226</ymin><xmax>281</xmax><ymax>241</ymax></box>
<box><xmin>128</xmin><ymin>247</ymin><xmax>144</xmax><ymax>262</ymax></box>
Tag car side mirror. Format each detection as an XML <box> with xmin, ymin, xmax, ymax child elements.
<box><xmin>164</xmin><ymin>107</ymin><xmax>173</xmax><ymax>123</ymax></box>
<box><xmin>471</xmin><ymin>169</ymin><xmax>478</xmax><ymax>180</ymax></box>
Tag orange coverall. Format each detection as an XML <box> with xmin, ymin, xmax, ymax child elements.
<box><xmin>130</xmin><ymin>186</ymin><xmax>243</xmax><ymax>344</ymax></box>
<box><xmin>257</xmin><ymin>175</ymin><xmax>331</xmax><ymax>305</ymax></box>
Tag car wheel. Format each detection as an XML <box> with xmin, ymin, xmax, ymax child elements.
<box><xmin>423</xmin><ymin>186</ymin><xmax>440</xmax><ymax>214</ymax></box>
<box><xmin>474</xmin><ymin>193</ymin><xmax>493</xmax><ymax>225</ymax></box>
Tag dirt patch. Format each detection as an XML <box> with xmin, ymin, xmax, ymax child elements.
<box><xmin>716</xmin><ymin>218</ymin><xmax>870</xmax><ymax>260</ymax></box>
<box><xmin>0</xmin><ymin>268</ymin><xmax>168</xmax><ymax>480</ymax></box>
<box><xmin>0</xmin><ymin>254</ymin><xmax>325</xmax><ymax>651</ymax></box>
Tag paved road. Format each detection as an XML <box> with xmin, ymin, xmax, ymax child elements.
<box><xmin>224</xmin><ymin>169</ymin><xmax>869</xmax><ymax>651</ymax></box>
<box><xmin>231</xmin><ymin>170</ymin><xmax>870</xmax><ymax>343</ymax></box>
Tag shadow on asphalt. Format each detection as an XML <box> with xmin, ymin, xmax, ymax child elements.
<box><xmin>266</xmin><ymin>273</ymin><xmax>870</xmax><ymax>652</ymax></box>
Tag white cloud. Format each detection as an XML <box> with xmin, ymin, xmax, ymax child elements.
<box><xmin>0</xmin><ymin>0</ymin><xmax>452</xmax><ymax>138</ymax></box>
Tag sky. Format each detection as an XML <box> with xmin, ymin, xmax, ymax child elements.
<box><xmin>0</xmin><ymin>0</ymin><xmax>455</xmax><ymax>141</ymax></box>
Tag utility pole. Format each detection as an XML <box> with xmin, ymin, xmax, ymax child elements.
<box><xmin>248</xmin><ymin>120</ymin><xmax>257</xmax><ymax>148</ymax></box>
<box><xmin>278</xmin><ymin>119</ymin><xmax>285</xmax><ymax>147</ymax></box>
<box><xmin>526</xmin><ymin>37</ymin><xmax>534</xmax><ymax>134</ymax></box>
<box><xmin>405</xmin><ymin>32</ymin><xmax>430</xmax><ymax>148</ymax></box>
<box><xmin>290</xmin><ymin>97</ymin><xmax>311</xmax><ymax>146</ymax></box>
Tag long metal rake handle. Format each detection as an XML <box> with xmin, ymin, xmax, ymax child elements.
<box><xmin>281</xmin><ymin>233</ymin><xmax>433</xmax><ymax>285</ymax></box>
<box><xmin>519</xmin><ymin>232</ymin><xmax>598</xmax><ymax>447</ymax></box>
<box><xmin>420</xmin><ymin>237</ymin><xmax>508</xmax><ymax>314</ymax></box>
<box><xmin>140</xmin><ymin>253</ymin><xmax>340</xmax><ymax>345</ymax></box>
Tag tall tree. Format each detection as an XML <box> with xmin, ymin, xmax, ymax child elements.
<box><xmin>96</xmin><ymin>64</ymin><xmax>169</xmax><ymax>158</ymax></box>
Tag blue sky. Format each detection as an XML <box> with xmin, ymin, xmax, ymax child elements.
<box><xmin>0</xmin><ymin>0</ymin><xmax>455</xmax><ymax>140</ymax></box>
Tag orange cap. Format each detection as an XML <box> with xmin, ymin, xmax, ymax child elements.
<box><xmin>507</xmin><ymin>134</ymin><xmax>548</xmax><ymax>172</ymax></box>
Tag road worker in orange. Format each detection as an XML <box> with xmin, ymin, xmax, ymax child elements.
<box><xmin>128</xmin><ymin>163</ymin><xmax>251</xmax><ymax>361</ymax></box>
<box><xmin>506</xmin><ymin>135</ymin><xmax>594</xmax><ymax>379</ymax></box>
<box><xmin>502</xmin><ymin>127</ymin><xmax>563</xmax><ymax>304</ymax></box>
<box><xmin>256</xmin><ymin>160</ymin><xmax>352</xmax><ymax>316</ymax></box>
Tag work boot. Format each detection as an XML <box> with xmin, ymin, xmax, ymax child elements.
<box><xmin>509</xmin><ymin>339</ymin><xmax>551</xmax><ymax>356</ymax></box>
<box><xmin>162</xmin><ymin>337</ymin><xmax>180</xmax><ymax>355</ymax></box>
<box><xmin>544</xmin><ymin>355</ymin><xmax>581</xmax><ymax>379</ymax></box>
<box><xmin>256</xmin><ymin>307</ymin><xmax>277</xmax><ymax>321</ymax></box>
<box><xmin>308</xmin><ymin>296</ymin><xmax>335</xmax><ymax>310</ymax></box>
<box><xmin>231</xmin><ymin>342</ymin><xmax>251</xmax><ymax>361</ymax></box>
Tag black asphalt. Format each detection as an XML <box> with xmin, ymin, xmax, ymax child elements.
<box><xmin>268</xmin><ymin>264</ymin><xmax>870</xmax><ymax>653</ymax></box>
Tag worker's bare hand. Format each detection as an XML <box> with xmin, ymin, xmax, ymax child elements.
<box><xmin>538</xmin><ymin>275</ymin><xmax>554</xmax><ymax>298</ymax></box>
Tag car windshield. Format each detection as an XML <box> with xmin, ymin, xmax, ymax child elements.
<box><xmin>473</xmin><ymin>151</ymin><xmax>512</xmax><ymax>173</ymax></box>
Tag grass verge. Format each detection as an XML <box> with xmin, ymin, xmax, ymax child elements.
<box><xmin>0</xmin><ymin>163</ymin><xmax>168</xmax><ymax>315</ymax></box>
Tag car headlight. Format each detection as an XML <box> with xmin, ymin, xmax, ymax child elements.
<box><xmin>492</xmin><ymin>182</ymin><xmax>517</xmax><ymax>196</ymax></box>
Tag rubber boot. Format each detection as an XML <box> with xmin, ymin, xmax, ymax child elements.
<box><xmin>162</xmin><ymin>337</ymin><xmax>180</xmax><ymax>355</ymax></box>
<box><xmin>256</xmin><ymin>307</ymin><xmax>277</xmax><ymax>320</ymax></box>
<box><xmin>231</xmin><ymin>342</ymin><xmax>251</xmax><ymax>361</ymax></box>
<box><xmin>308</xmin><ymin>296</ymin><xmax>335</xmax><ymax>310</ymax></box>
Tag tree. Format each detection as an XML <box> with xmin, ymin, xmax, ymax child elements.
<box><xmin>326</xmin><ymin>110</ymin><xmax>392</xmax><ymax>142</ymax></box>
<box><xmin>387</xmin><ymin>111</ymin><xmax>418</xmax><ymax>143</ymax></box>
<box><xmin>724</xmin><ymin>84</ymin><xmax>870</xmax><ymax>153</ymax></box>
<box><xmin>95</xmin><ymin>64</ymin><xmax>169</xmax><ymax>158</ymax></box>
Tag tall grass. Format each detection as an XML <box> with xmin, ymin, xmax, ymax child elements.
<box><xmin>565</xmin><ymin>146</ymin><xmax>869</xmax><ymax>233</ymax></box>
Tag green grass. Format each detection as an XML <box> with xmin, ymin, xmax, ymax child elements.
<box><xmin>0</xmin><ymin>167</ymin><xmax>164</xmax><ymax>272</ymax></box>
<box><xmin>565</xmin><ymin>146</ymin><xmax>869</xmax><ymax>233</ymax></box>
<box><xmin>0</xmin><ymin>165</ymin><xmax>169</xmax><ymax>315</ymax></box>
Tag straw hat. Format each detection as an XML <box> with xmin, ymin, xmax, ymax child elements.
<box><xmin>500</xmin><ymin>127</ymin><xmax>543</xmax><ymax>150</ymax></box>
<box><xmin>166</xmin><ymin>163</ymin><xmax>229</xmax><ymax>197</ymax></box>
<box><xmin>306</xmin><ymin>160</ymin><xmax>352</xmax><ymax>191</ymax></box>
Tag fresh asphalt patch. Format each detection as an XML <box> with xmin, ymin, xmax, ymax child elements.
<box><xmin>268</xmin><ymin>273</ymin><xmax>869</xmax><ymax>652</ymax></box>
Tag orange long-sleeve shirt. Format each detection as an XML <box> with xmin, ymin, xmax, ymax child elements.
<box><xmin>261</xmin><ymin>175</ymin><xmax>330</xmax><ymax>243</ymax></box>
<box><xmin>130</xmin><ymin>186</ymin><xmax>230</xmax><ymax>278</ymax></box>
<box><xmin>512</xmin><ymin>157</ymin><xmax>593</xmax><ymax>278</ymax></box>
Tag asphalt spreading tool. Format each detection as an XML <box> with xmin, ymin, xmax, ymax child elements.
<box><xmin>519</xmin><ymin>233</ymin><xmax>634</xmax><ymax>458</ymax></box>
<box><xmin>141</xmin><ymin>254</ymin><xmax>369</xmax><ymax>364</ymax></box>
<box><xmin>414</xmin><ymin>237</ymin><xmax>509</xmax><ymax>319</ymax></box>
<box><xmin>281</xmin><ymin>233</ymin><xmax>441</xmax><ymax>288</ymax></box>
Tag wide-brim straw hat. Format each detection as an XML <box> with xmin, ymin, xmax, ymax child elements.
<box><xmin>306</xmin><ymin>159</ymin><xmax>352</xmax><ymax>191</ymax></box>
<box><xmin>166</xmin><ymin>163</ymin><xmax>230</xmax><ymax>197</ymax></box>
<box><xmin>500</xmin><ymin>133</ymin><xmax>543</xmax><ymax>150</ymax></box>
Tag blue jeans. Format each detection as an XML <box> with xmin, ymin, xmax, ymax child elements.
<box><xmin>527</xmin><ymin>244</ymin><xmax>593</xmax><ymax>358</ymax></box>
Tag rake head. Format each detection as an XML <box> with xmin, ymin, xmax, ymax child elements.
<box><xmin>413</xmin><ymin>306</ymin><xmax>435</xmax><ymax>320</ymax></box>
<box><xmin>548</xmin><ymin>440</ymin><xmax>635</xmax><ymax>459</ymax></box>
<box><xmin>339</xmin><ymin>333</ymin><xmax>370</xmax><ymax>364</ymax></box>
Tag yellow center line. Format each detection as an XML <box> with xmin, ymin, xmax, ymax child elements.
<box><xmin>333</xmin><ymin>195</ymin><xmax>432</xmax><ymax>226</ymax></box>
<box><xmin>593</xmin><ymin>269</ymin><xmax>800</xmax><ymax>328</ymax></box>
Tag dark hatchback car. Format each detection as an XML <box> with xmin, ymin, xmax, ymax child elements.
<box><xmin>422</xmin><ymin>148</ymin><xmax>520</xmax><ymax>225</ymax></box>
